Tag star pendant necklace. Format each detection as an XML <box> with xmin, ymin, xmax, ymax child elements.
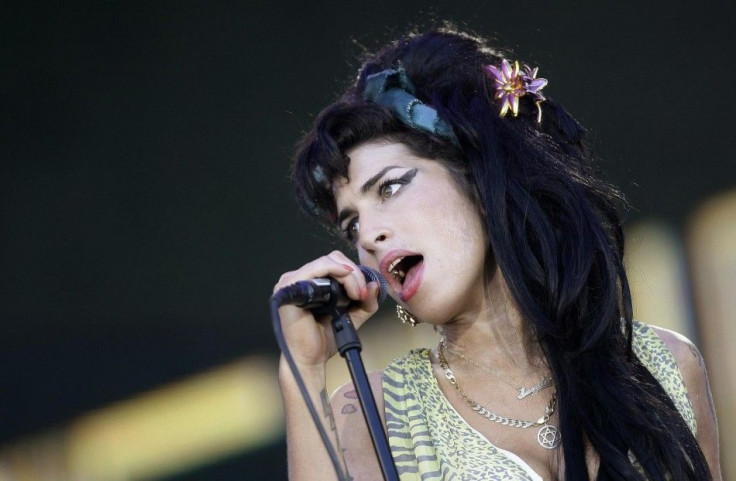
<box><xmin>438</xmin><ymin>340</ymin><xmax>562</xmax><ymax>449</ymax></box>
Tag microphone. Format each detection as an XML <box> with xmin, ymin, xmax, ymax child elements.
<box><xmin>274</xmin><ymin>266</ymin><xmax>387</xmax><ymax>315</ymax></box>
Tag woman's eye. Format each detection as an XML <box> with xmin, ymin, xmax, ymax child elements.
<box><xmin>377</xmin><ymin>170</ymin><xmax>416</xmax><ymax>200</ymax></box>
<box><xmin>344</xmin><ymin>219</ymin><xmax>359</xmax><ymax>242</ymax></box>
<box><xmin>379</xmin><ymin>182</ymin><xmax>403</xmax><ymax>199</ymax></box>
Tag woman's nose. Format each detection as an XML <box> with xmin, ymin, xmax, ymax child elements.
<box><xmin>358</xmin><ymin>217</ymin><xmax>390</xmax><ymax>253</ymax></box>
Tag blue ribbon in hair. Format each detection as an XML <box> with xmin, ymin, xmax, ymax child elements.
<box><xmin>363</xmin><ymin>67</ymin><xmax>460</xmax><ymax>146</ymax></box>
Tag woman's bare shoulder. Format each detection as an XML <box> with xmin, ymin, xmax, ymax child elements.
<box><xmin>647</xmin><ymin>324</ymin><xmax>722</xmax><ymax>479</ymax></box>
<box><xmin>330</xmin><ymin>370</ymin><xmax>384</xmax><ymax>413</ymax></box>
<box><xmin>646</xmin><ymin>324</ymin><xmax>708</xmax><ymax>411</ymax></box>
<box><xmin>646</xmin><ymin>325</ymin><xmax>698</xmax><ymax>366</ymax></box>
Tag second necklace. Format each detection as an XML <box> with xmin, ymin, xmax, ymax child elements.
<box><xmin>438</xmin><ymin>340</ymin><xmax>562</xmax><ymax>449</ymax></box>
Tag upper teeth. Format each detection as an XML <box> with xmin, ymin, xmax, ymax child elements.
<box><xmin>388</xmin><ymin>257</ymin><xmax>404</xmax><ymax>273</ymax></box>
<box><xmin>388</xmin><ymin>257</ymin><xmax>406</xmax><ymax>279</ymax></box>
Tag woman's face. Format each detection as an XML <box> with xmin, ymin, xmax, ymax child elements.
<box><xmin>333</xmin><ymin>140</ymin><xmax>489</xmax><ymax>324</ymax></box>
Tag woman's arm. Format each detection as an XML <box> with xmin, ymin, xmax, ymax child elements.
<box><xmin>280</xmin><ymin>358</ymin><xmax>343</xmax><ymax>480</ymax></box>
<box><xmin>273</xmin><ymin>251</ymin><xmax>382</xmax><ymax>481</ymax></box>
<box><xmin>651</xmin><ymin>326</ymin><xmax>723</xmax><ymax>480</ymax></box>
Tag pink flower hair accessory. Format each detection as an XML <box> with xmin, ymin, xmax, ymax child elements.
<box><xmin>484</xmin><ymin>59</ymin><xmax>548</xmax><ymax>123</ymax></box>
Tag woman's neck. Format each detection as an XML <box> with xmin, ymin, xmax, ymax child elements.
<box><xmin>438</xmin><ymin>268</ymin><xmax>545</xmax><ymax>373</ymax></box>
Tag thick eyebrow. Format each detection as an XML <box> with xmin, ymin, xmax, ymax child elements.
<box><xmin>360</xmin><ymin>165</ymin><xmax>403</xmax><ymax>195</ymax></box>
<box><xmin>336</xmin><ymin>165</ymin><xmax>404</xmax><ymax>226</ymax></box>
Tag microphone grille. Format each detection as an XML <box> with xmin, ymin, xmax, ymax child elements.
<box><xmin>359</xmin><ymin>265</ymin><xmax>388</xmax><ymax>303</ymax></box>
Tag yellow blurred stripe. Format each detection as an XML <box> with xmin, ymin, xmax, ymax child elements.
<box><xmin>65</xmin><ymin>356</ymin><xmax>282</xmax><ymax>480</ymax></box>
<box><xmin>625</xmin><ymin>220</ymin><xmax>693</xmax><ymax>336</ymax></box>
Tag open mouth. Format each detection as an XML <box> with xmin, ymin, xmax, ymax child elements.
<box><xmin>388</xmin><ymin>255</ymin><xmax>423</xmax><ymax>285</ymax></box>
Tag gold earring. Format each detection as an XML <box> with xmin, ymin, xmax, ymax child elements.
<box><xmin>396</xmin><ymin>305</ymin><xmax>421</xmax><ymax>327</ymax></box>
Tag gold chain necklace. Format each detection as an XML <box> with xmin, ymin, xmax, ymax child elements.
<box><xmin>442</xmin><ymin>341</ymin><xmax>553</xmax><ymax>400</ymax></box>
<box><xmin>438</xmin><ymin>340</ymin><xmax>562</xmax><ymax>449</ymax></box>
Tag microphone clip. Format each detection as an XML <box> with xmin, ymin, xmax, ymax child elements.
<box><xmin>332</xmin><ymin>311</ymin><xmax>362</xmax><ymax>355</ymax></box>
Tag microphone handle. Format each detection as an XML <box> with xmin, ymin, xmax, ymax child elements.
<box><xmin>275</xmin><ymin>265</ymin><xmax>387</xmax><ymax>316</ymax></box>
<box><xmin>295</xmin><ymin>278</ymin><xmax>351</xmax><ymax>315</ymax></box>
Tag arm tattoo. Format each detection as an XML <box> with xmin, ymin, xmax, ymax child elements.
<box><xmin>687</xmin><ymin>344</ymin><xmax>718</xmax><ymax>427</ymax></box>
<box><xmin>320</xmin><ymin>388</ymin><xmax>352</xmax><ymax>478</ymax></box>
<box><xmin>688</xmin><ymin>343</ymin><xmax>703</xmax><ymax>367</ymax></box>
<box><xmin>320</xmin><ymin>388</ymin><xmax>336</xmax><ymax>431</ymax></box>
<box><xmin>703</xmin><ymin>365</ymin><xmax>718</xmax><ymax>421</ymax></box>
<box><xmin>341</xmin><ymin>389</ymin><xmax>358</xmax><ymax>414</ymax></box>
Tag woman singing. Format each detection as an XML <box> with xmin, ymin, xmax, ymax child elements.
<box><xmin>273</xmin><ymin>27</ymin><xmax>721</xmax><ymax>480</ymax></box>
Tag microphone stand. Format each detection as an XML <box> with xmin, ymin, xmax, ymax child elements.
<box><xmin>331</xmin><ymin>309</ymin><xmax>399</xmax><ymax>481</ymax></box>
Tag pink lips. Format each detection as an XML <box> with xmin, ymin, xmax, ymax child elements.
<box><xmin>379</xmin><ymin>249</ymin><xmax>425</xmax><ymax>303</ymax></box>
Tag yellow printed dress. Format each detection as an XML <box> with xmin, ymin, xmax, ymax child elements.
<box><xmin>382</xmin><ymin>321</ymin><xmax>696</xmax><ymax>480</ymax></box>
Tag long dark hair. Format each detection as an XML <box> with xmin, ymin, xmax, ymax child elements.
<box><xmin>292</xmin><ymin>28</ymin><xmax>711</xmax><ymax>481</ymax></box>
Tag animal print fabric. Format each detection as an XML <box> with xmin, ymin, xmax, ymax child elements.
<box><xmin>382</xmin><ymin>321</ymin><xmax>694</xmax><ymax>480</ymax></box>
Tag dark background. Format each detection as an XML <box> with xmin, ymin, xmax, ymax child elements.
<box><xmin>2</xmin><ymin>2</ymin><xmax>734</xmax><ymax>479</ymax></box>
